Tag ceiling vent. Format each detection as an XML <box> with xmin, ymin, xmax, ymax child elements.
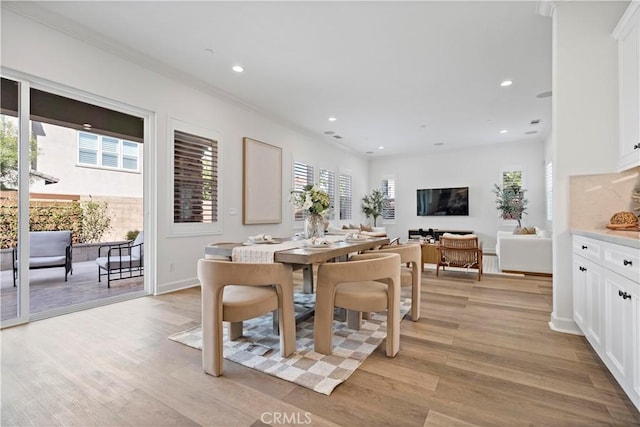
<box><xmin>530</xmin><ymin>119</ymin><xmax>541</xmax><ymax>125</ymax></box>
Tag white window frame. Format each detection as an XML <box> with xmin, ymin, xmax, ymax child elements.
<box><xmin>168</xmin><ymin>118</ymin><xmax>222</xmax><ymax>236</ymax></box>
<box><xmin>319</xmin><ymin>168</ymin><xmax>336</xmax><ymax>220</ymax></box>
<box><xmin>292</xmin><ymin>160</ymin><xmax>314</xmax><ymax>222</ymax></box>
<box><xmin>338</xmin><ymin>170</ymin><xmax>353</xmax><ymax>221</ymax></box>
<box><xmin>498</xmin><ymin>165</ymin><xmax>526</xmax><ymax>226</ymax></box>
<box><xmin>545</xmin><ymin>161</ymin><xmax>553</xmax><ymax>222</ymax></box>
<box><xmin>381</xmin><ymin>175</ymin><xmax>396</xmax><ymax>223</ymax></box>
<box><xmin>77</xmin><ymin>131</ymin><xmax>140</xmax><ymax>172</ymax></box>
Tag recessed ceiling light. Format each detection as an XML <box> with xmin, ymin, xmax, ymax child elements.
<box><xmin>378</xmin><ymin>146</ymin><xmax>384</xmax><ymax>150</ymax></box>
<box><xmin>232</xmin><ymin>65</ymin><xmax>244</xmax><ymax>73</ymax></box>
<box><xmin>434</xmin><ymin>142</ymin><xmax>444</xmax><ymax>146</ymax></box>
<box><xmin>204</xmin><ymin>48</ymin><xmax>214</xmax><ymax>54</ymax></box>
<box><xmin>500</xmin><ymin>130</ymin><xmax>508</xmax><ymax>134</ymax></box>
<box><xmin>500</xmin><ymin>80</ymin><xmax>513</xmax><ymax>87</ymax></box>
<box><xmin>525</xmin><ymin>130</ymin><xmax>538</xmax><ymax>135</ymax></box>
<box><xmin>365</xmin><ymin>151</ymin><xmax>374</xmax><ymax>154</ymax></box>
<box><xmin>82</xmin><ymin>123</ymin><xmax>92</xmax><ymax>129</ymax></box>
<box><xmin>536</xmin><ymin>91</ymin><xmax>552</xmax><ymax>98</ymax></box>
<box><xmin>420</xmin><ymin>124</ymin><xmax>427</xmax><ymax>128</ymax></box>
<box><xmin>328</xmin><ymin>117</ymin><xmax>337</xmax><ymax>122</ymax></box>
<box><xmin>324</xmin><ymin>130</ymin><xmax>335</xmax><ymax>135</ymax></box>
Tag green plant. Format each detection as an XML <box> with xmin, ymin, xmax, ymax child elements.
<box><xmin>0</xmin><ymin>118</ymin><xmax>39</xmax><ymax>190</ymax></box>
<box><xmin>126</xmin><ymin>230</ymin><xmax>140</xmax><ymax>241</ymax></box>
<box><xmin>80</xmin><ymin>198</ymin><xmax>111</xmax><ymax>243</ymax></box>
<box><xmin>493</xmin><ymin>183</ymin><xmax>529</xmax><ymax>227</ymax></box>
<box><xmin>361</xmin><ymin>188</ymin><xmax>385</xmax><ymax>227</ymax></box>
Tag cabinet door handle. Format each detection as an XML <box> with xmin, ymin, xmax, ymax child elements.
<box><xmin>634</xmin><ymin>143</ymin><xmax>640</xmax><ymax>150</ymax></box>
<box><xmin>618</xmin><ymin>290</ymin><xmax>632</xmax><ymax>300</ymax></box>
<box><xmin>623</xmin><ymin>259</ymin><xmax>633</xmax><ymax>266</ymax></box>
<box><xmin>581</xmin><ymin>245</ymin><xmax>588</xmax><ymax>250</ymax></box>
<box><xmin>579</xmin><ymin>266</ymin><xmax>586</xmax><ymax>272</ymax></box>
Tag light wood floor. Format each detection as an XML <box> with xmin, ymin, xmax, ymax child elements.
<box><xmin>2</xmin><ymin>270</ymin><xmax>639</xmax><ymax>426</ymax></box>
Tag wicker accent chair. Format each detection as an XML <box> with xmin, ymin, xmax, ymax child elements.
<box><xmin>436</xmin><ymin>233</ymin><xmax>483</xmax><ymax>281</ymax></box>
<box><xmin>367</xmin><ymin>243</ymin><xmax>421</xmax><ymax>321</ymax></box>
<box><xmin>197</xmin><ymin>259</ymin><xmax>296</xmax><ymax>376</ymax></box>
<box><xmin>314</xmin><ymin>252</ymin><xmax>401</xmax><ymax>357</ymax></box>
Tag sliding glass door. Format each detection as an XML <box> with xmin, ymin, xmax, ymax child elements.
<box><xmin>1</xmin><ymin>75</ymin><xmax>151</xmax><ymax>327</ymax></box>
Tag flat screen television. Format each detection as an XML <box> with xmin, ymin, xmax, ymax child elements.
<box><xmin>417</xmin><ymin>187</ymin><xmax>469</xmax><ymax>216</ymax></box>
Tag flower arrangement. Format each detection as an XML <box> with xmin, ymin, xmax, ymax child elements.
<box><xmin>290</xmin><ymin>184</ymin><xmax>330</xmax><ymax>215</ymax></box>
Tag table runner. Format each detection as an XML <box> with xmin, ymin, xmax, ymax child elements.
<box><xmin>231</xmin><ymin>235</ymin><xmax>345</xmax><ymax>263</ymax></box>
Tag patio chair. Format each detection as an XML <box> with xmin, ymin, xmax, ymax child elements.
<box><xmin>96</xmin><ymin>231</ymin><xmax>144</xmax><ymax>287</ymax></box>
<box><xmin>12</xmin><ymin>230</ymin><xmax>73</xmax><ymax>286</ymax></box>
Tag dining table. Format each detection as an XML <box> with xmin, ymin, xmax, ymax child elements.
<box><xmin>204</xmin><ymin>235</ymin><xmax>390</xmax><ymax>293</ymax></box>
<box><xmin>204</xmin><ymin>235</ymin><xmax>390</xmax><ymax>328</ymax></box>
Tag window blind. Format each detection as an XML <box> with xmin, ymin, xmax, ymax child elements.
<box><xmin>173</xmin><ymin>130</ymin><xmax>218</xmax><ymax>223</ymax></box>
<box><xmin>545</xmin><ymin>162</ymin><xmax>553</xmax><ymax>221</ymax></box>
<box><xmin>293</xmin><ymin>161</ymin><xmax>314</xmax><ymax>221</ymax></box>
<box><xmin>339</xmin><ymin>173</ymin><xmax>352</xmax><ymax>220</ymax></box>
<box><xmin>319</xmin><ymin>168</ymin><xmax>336</xmax><ymax>220</ymax></box>
<box><xmin>382</xmin><ymin>177</ymin><xmax>396</xmax><ymax>221</ymax></box>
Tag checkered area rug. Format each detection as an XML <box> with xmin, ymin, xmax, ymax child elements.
<box><xmin>169</xmin><ymin>296</ymin><xmax>411</xmax><ymax>395</ymax></box>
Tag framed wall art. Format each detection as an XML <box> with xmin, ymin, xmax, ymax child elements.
<box><xmin>242</xmin><ymin>137</ymin><xmax>282</xmax><ymax>224</ymax></box>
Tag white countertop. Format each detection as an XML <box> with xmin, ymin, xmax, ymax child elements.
<box><xmin>571</xmin><ymin>228</ymin><xmax>640</xmax><ymax>249</ymax></box>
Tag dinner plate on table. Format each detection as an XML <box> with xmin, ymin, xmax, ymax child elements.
<box><xmin>302</xmin><ymin>242</ymin><xmax>334</xmax><ymax>249</ymax></box>
<box><xmin>345</xmin><ymin>237</ymin><xmax>372</xmax><ymax>242</ymax></box>
<box><xmin>244</xmin><ymin>239</ymin><xmax>279</xmax><ymax>245</ymax></box>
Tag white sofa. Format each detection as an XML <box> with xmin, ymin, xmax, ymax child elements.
<box><xmin>496</xmin><ymin>230</ymin><xmax>552</xmax><ymax>275</ymax></box>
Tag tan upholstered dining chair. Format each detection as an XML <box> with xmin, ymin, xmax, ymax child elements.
<box><xmin>314</xmin><ymin>252</ymin><xmax>401</xmax><ymax>357</ymax></box>
<box><xmin>436</xmin><ymin>233</ymin><xmax>483</xmax><ymax>281</ymax></box>
<box><xmin>197</xmin><ymin>259</ymin><xmax>296</xmax><ymax>376</ymax></box>
<box><xmin>367</xmin><ymin>243</ymin><xmax>422</xmax><ymax>321</ymax></box>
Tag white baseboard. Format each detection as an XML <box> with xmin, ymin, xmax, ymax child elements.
<box><xmin>548</xmin><ymin>312</ymin><xmax>583</xmax><ymax>335</ymax></box>
<box><xmin>156</xmin><ymin>277</ymin><xmax>198</xmax><ymax>295</ymax></box>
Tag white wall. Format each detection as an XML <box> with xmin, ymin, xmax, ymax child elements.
<box><xmin>29</xmin><ymin>123</ymin><xmax>144</xmax><ymax>198</ymax></box>
<box><xmin>368</xmin><ymin>139</ymin><xmax>547</xmax><ymax>251</ymax></box>
<box><xmin>1</xmin><ymin>9</ymin><xmax>369</xmax><ymax>293</ymax></box>
<box><xmin>549</xmin><ymin>0</ymin><xmax>628</xmax><ymax>333</ymax></box>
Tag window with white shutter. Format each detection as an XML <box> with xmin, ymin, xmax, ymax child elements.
<box><xmin>319</xmin><ymin>168</ymin><xmax>336</xmax><ymax>220</ymax></box>
<box><xmin>339</xmin><ymin>172</ymin><xmax>352</xmax><ymax>220</ymax></box>
<box><xmin>382</xmin><ymin>177</ymin><xmax>396</xmax><ymax>222</ymax></box>
<box><xmin>173</xmin><ymin>130</ymin><xmax>218</xmax><ymax>224</ymax></box>
<box><xmin>293</xmin><ymin>161</ymin><xmax>314</xmax><ymax>221</ymax></box>
<box><xmin>545</xmin><ymin>161</ymin><xmax>553</xmax><ymax>221</ymax></box>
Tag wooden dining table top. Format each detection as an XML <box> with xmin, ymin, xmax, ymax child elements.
<box><xmin>204</xmin><ymin>236</ymin><xmax>390</xmax><ymax>266</ymax></box>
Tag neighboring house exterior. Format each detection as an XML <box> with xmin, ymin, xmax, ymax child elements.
<box><xmin>29</xmin><ymin>122</ymin><xmax>143</xmax><ymax>242</ymax></box>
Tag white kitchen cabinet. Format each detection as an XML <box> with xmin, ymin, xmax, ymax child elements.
<box><xmin>573</xmin><ymin>254</ymin><xmax>604</xmax><ymax>352</ymax></box>
<box><xmin>572</xmin><ymin>234</ymin><xmax>639</xmax><ymax>411</ymax></box>
<box><xmin>613</xmin><ymin>1</ymin><xmax>640</xmax><ymax>171</ymax></box>
<box><xmin>603</xmin><ymin>271</ymin><xmax>638</xmax><ymax>396</ymax></box>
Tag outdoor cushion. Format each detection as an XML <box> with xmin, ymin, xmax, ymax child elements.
<box><xmin>96</xmin><ymin>255</ymin><xmax>141</xmax><ymax>270</ymax></box>
<box><xmin>29</xmin><ymin>256</ymin><xmax>67</xmax><ymax>268</ymax></box>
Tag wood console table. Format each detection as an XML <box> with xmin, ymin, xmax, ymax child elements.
<box><xmin>408</xmin><ymin>228</ymin><xmax>474</xmax><ymax>241</ymax></box>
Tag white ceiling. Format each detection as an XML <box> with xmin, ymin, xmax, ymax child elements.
<box><xmin>5</xmin><ymin>1</ymin><xmax>552</xmax><ymax>157</ymax></box>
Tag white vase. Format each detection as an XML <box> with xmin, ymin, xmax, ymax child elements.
<box><xmin>304</xmin><ymin>214</ymin><xmax>325</xmax><ymax>239</ymax></box>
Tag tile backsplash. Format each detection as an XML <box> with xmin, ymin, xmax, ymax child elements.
<box><xmin>570</xmin><ymin>166</ymin><xmax>640</xmax><ymax>229</ymax></box>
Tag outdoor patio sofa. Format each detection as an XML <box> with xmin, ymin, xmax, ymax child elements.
<box><xmin>96</xmin><ymin>231</ymin><xmax>143</xmax><ymax>287</ymax></box>
<box><xmin>12</xmin><ymin>230</ymin><xmax>73</xmax><ymax>286</ymax></box>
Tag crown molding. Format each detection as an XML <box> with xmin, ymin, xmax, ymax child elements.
<box><xmin>536</xmin><ymin>0</ymin><xmax>561</xmax><ymax>17</ymax></box>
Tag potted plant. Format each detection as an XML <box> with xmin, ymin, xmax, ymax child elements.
<box><xmin>492</xmin><ymin>183</ymin><xmax>528</xmax><ymax>227</ymax></box>
<box><xmin>361</xmin><ymin>188</ymin><xmax>385</xmax><ymax>227</ymax></box>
